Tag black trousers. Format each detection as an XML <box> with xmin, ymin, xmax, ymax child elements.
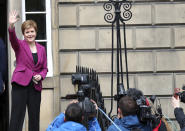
<box><xmin>9</xmin><ymin>82</ymin><xmax>41</xmax><ymax>131</ymax></box>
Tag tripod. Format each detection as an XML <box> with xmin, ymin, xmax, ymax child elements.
<box><xmin>103</xmin><ymin>0</ymin><xmax>132</xmax><ymax>116</ymax></box>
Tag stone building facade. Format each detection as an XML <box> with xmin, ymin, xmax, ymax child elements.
<box><xmin>5</xmin><ymin>0</ymin><xmax>185</xmax><ymax>130</ymax></box>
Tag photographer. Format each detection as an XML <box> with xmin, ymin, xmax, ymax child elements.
<box><xmin>107</xmin><ymin>95</ymin><xmax>152</xmax><ymax>131</ymax></box>
<box><xmin>46</xmin><ymin>100</ymin><xmax>101</xmax><ymax>131</ymax></box>
<box><xmin>126</xmin><ymin>88</ymin><xmax>168</xmax><ymax>131</ymax></box>
<box><xmin>108</xmin><ymin>88</ymin><xmax>168</xmax><ymax>131</ymax></box>
<box><xmin>171</xmin><ymin>96</ymin><xmax>185</xmax><ymax>131</ymax></box>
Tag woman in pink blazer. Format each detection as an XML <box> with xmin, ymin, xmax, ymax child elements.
<box><xmin>8</xmin><ymin>11</ymin><xmax>48</xmax><ymax>131</ymax></box>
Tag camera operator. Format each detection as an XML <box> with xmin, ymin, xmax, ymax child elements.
<box><xmin>108</xmin><ymin>88</ymin><xmax>168</xmax><ymax>131</ymax></box>
<box><xmin>46</xmin><ymin>100</ymin><xmax>101</xmax><ymax>131</ymax></box>
<box><xmin>107</xmin><ymin>95</ymin><xmax>152</xmax><ymax>131</ymax></box>
<box><xmin>171</xmin><ymin>96</ymin><xmax>185</xmax><ymax>131</ymax></box>
<box><xmin>126</xmin><ymin>88</ymin><xmax>168</xmax><ymax>131</ymax></box>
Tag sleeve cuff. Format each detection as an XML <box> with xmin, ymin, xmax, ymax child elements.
<box><xmin>174</xmin><ymin>107</ymin><xmax>183</xmax><ymax>113</ymax></box>
<box><xmin>8</xmin><ymin>27</ymin><xmax>15</xmax><ymax>32</ymax></box>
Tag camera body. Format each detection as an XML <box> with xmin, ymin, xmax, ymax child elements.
<box><xmin>72</xmin><ymin>74</ymin><xmax>89</xmax><ymax>85</ymax></box>
<box><xmin>135</xmin><ymin>96</ymin><xmax>159</xmax><ymax>123</ymax></box>
<box><xmin>78</xmin><ymin>97</ymin><xmax>96</xmax><ymax>118</ymax></box>
<box><xmin>138</xmin><ymin>105</ymin><xmax>152</xmax><ymax>122</ymax></box>
<box><xmin>174</xmin><ymin>86</ymin><xmax>185</xmax><ymax>103</ymax></box>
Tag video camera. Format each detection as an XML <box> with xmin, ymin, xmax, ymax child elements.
<box><xmin>71</xmin><ymin>66</ymin><xmax>109</xmax><ymax>130</ymax></box>
<box><xmin>135</xmin><ymin>95</ymin><xmax>162</xmax><ymax>126</ymax></box>
<box><xmin>71</xmin><ymin>71</ymin><xmax>96</xmax><ymax>126</ymax></box>
<box><xmin>174</xmin><ymin>86</ymin><xmax>185</xmax><ymax>103</ymax></box>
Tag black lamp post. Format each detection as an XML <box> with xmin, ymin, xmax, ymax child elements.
<box><xmin>103</xmin><ymin>0</ymin><xmax>132</xmax><ymax>116</ymax></box>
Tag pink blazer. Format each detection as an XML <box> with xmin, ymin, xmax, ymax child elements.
<box><xmin>8</xmin><ymin>27</ymin><xmax>48</xmax><ymax>91</ymax></box>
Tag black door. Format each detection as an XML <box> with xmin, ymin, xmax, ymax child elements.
<box><xmin>0</xmin><ymin>0</ymin><xmax>9</xmax><ymax>131</ymax></box>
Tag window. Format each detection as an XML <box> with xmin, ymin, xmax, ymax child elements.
<box><xmin>22</xmin><ymin>0</ymin><xmax>53</xmax><ymax>77</ymax></box>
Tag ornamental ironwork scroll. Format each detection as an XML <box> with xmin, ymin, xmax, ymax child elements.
<box><xmin>103</xmin><ymin>0</ymin><xmax>132</xmax><ymax>23</ymax></box>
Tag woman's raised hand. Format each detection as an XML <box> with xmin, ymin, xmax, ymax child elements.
<box><xmin>9</xmin><ymin>10</ymin><xmax>20</xmax><ymax>28</ymax></box>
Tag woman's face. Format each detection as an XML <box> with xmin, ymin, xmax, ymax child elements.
<box><xmin>23</xmin><ymin>27</ymin><xmax>37</xmax><ymax>44</ymax></box>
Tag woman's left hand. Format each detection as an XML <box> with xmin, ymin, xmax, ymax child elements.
<box><xmin>33</xmin><ymin>74</ymin><xmax>42</xmax><ymax>81</ymax></box>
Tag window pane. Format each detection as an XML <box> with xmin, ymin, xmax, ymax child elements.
<box><xmin>25</xmin><ymin>0</ymin><xmax>45</xmax><ymax>12</ymax></box>
<box><xmin>26</xmin><ymin>14</ymin><xmax>46</xmax><ymax>40</ymax></box>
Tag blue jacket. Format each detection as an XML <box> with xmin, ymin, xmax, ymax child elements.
<box><xmin>46</xmin><ymin>113</ymin><xmax>101</xmax><ymax>131</ymax></box>
<box><xmin>107</xmin><ymin>115</ymin><xmax>152</xmax><ymax>131</ymax></box>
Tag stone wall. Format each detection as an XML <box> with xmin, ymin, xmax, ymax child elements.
<box><xmin>59</xmin><ymin>0</ymin><xmax>185</xmax><ymax>130</ymax></box>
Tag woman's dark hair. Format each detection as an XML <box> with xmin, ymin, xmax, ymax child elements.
<box><xmin>65</xmin><ymin>103</ymin><xmax>83</xmax><ymax>123</ymax></box>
